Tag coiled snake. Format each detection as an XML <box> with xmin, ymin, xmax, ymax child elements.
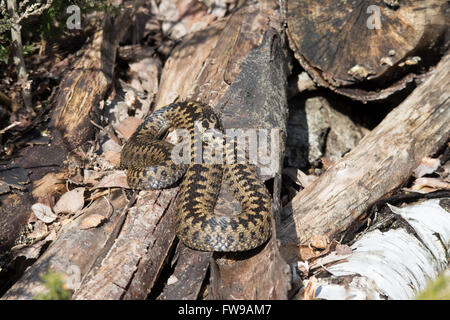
<box><xmin>120</xmin><ymin>101</ymin><xmax>272</xmax><ymax>251</ymax></box>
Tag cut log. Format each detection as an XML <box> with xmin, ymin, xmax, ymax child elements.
<box><xmin>279</xmin><ymin>52</ymin><xmax>450</xmax><ymax>248</ymax></box>
<box><xmin>286</xmin><ymin>0</ymin><xmax>449</xmax><ymax>101</ymax></box>
<box><xmin>0</xmin><ymin>0</ymin><xmax>151</xmax><ymax>297</ymax></box>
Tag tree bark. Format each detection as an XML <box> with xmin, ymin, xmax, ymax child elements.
<box><xmin>279</xmin><ymin>52</ymin><xmax>450</xmax><ymax>248</ymax></box>
<box><xmin>6</xmin><ymin>0</ymin><xmax>33</xmax><ymax>111</ymax></box>
<box><xmin>0</xmin><ymin>0</ymin><xmax>147</xmax><ymax>292</ymax></box>
<box><xmin>309</xmin><ymin>199</ymin><xmax>450</xmax><ymax>300</ymax></box>
<box><xmin>73</xmin><ymin>188</ymin><xmax>179</xmax><ymax>300</ymax></box>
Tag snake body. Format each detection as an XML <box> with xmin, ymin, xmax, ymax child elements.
<box><xmin>120</xmin><ymin>101</ymin><xmax>271</xmax><ymax>252</ymax></box>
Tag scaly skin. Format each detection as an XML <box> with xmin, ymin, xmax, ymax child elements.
<box><xmin>120</xmin><ymin>101</ymin><xmax>271</xmax><ymax>252</ymax></box>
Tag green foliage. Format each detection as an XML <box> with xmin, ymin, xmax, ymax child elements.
<box><xmin>0</xmin><ymin>15</ymin><xmax>10</xmax><ymax>65</ymax></box>
<box><xmin>22</xmin><ymin>42</ymin><xmax>38</xmax><ymax>55</ymax></box>
<box><xmin>37</xmin><ymin>0</ymin><xmax>121</xmax><ymax>39</ymax></box>
<box><xmin>33</xmin><ymin>269</ymin><xmax>72</xmax><ymax>300</ymax></box>
<box><xmin>415</xmin><ymin>270</ymin><xmax>450</xmax><ymax>300</ymax></box>
<box><xmin>36</xmin><ymin>0</ymin><xmax>78</xmax><ymax>39</ymax></box>
<box><xmin>0</xmin><ymin>0</ymin><xmax>121</xmax><ymax>65</ymax></box>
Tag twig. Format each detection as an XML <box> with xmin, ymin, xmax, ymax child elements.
<box><xmin>0</xmin><ymin>121</ymin><xmax>21</xmax><ymax>135</ymax></box>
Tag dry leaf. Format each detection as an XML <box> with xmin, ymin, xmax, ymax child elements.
<box><xmin>31</xmin><ymin>203</ymin><xmax>57</xmax><ymax>223</ymax></box>
<box><xmin>32</xmin><ymin>171</ymin><xmax>67</xmax><ymax>200</ymax></box>
<box><xmin>92</xmin><ymin>171</ymin><xmax>129</xmax><ymax>189</ymax></box>
<box><xmin>79</xmin><ymin>214</ymin><xmax>107</xmax><ymax>230</ymax></box>
<box><xmin>101</xmin><ymin>139</ymin><xmax>122</xmax><ymax>153</ymax></box>
<box><xmin>114</xmin><ymin>117</ymin><xmax>142</xmax><ymax>140</ymax></box>
<box><xmin>83</xmin><ymin>170</ymin><xmax>108</xmax><ymax>185</ymax></box>
<box><xmin>53</xmin><ymin>187</ymin><xmax>85</xmax><ymax>214</ymax></box>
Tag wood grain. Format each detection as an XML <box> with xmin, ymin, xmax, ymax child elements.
<box><xmin>279</xmin><ymin>53</ymin><xmax>450</xmax><ymax>247</ymax></box>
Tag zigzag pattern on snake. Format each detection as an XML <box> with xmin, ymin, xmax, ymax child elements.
<box><xmin>120</xmin><ymin>101</ymin><xmax>272</xmax><ymax>252</ymax></box>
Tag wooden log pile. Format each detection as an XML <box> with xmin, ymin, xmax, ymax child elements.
<box><xmin>0</xmin><ymin>0</ymin><xmax>448</xmax><ymax>300</ymax></box>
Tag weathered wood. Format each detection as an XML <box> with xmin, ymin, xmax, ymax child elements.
<box><xmin>120</xmin><ymin>191</ymin><xmax>178</xmax><ymax>300</ymax></box>
<box><xmin>1</xmin><ymin>189</ymin><xmax>127</xmax><ymax>300</ymax></box>
<box><xmin>0</xmin><ymin>0</ymin><xmax>146</xmax><ymax>259</ymax></box>
<box><xmin>148</xmin><ymin>0</ymin><xmax>291</xmax><ymax>300</ymax></box>
<box><xmin>73</xmin><ymin>188</ymin><xmax>178</xmax><ymax>300</ymax></box>
<box><xmin>208</xmin><ymin>27</ymin><xmax>290</xmax><ymax>299</ymax></box>
<box><xmin>286</xmin><ymin>0</ymin><xmax>449</xmax><ymax>101</ymax></box>
<box><xmin>279</xmin><ymin>53</ymin><xmax>450</xmax><ymax>248</ymax></box>
<box><xmin>311</xmin><ymin>199</ymin><xmax>450</xmax><ymax>300</ymax></box>
<box><xmin>50</xmin><ymin>0</ymin><xmax>146</xmax><ymax>148</ymax></box>
<box><xmin>157</xmin><ymin>244</ymin><xmax>211</xmax><ymax>300</ymax></box>
<box><xmin>154</xmin><ymin>19</ymin><xmax>227</xmax><ymax>108</ymax></box>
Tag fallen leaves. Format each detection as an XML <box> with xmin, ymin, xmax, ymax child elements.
<box><xmin>31</xmin><ymin>203</ymin><xmax>57</xmax><ymax>224</ymax></box>
<box><xmin>53</xmin><ymin>187</ymin><xmax>85</xmax><ymax>214</ymax></box>
<box><xmin>79</xmin><ymin>214</ymin><xmax>107</xmax><ymax>230</ymax></box>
